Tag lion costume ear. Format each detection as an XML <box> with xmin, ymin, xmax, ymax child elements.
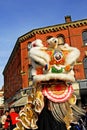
<box><xmin>64</xmin><ymin>44</ymin><xmax>80</xmax><ymax>66</ymax></box>
<box><xmin>47</xmin><ymin>37</ymin><xmax>58</xmax><ymax>49</ymax></box>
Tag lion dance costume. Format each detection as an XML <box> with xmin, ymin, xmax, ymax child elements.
<box><xmin>14</xmin><ymin>37</ymin><xmax>85</xmax><ymax>130</ymax></box>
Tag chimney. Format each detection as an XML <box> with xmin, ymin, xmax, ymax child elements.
<box><xmin>65</xmin><ymin>15</ymin><xmax>72</xmax><ymax>23</ymax></box>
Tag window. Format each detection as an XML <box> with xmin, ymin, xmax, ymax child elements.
<box><xmin>57</xmin><ymin>35</ymin><xmax>65</xmax><ymax>45</ymax></box>
<box><xmin>46</xmin><ymin>36</ymin><xmax>53</xmax><ymax>40</ymax></box>
<box><xmin>28</xmin><ymin>65</ymin><xmax>33</xmax><ymax>80</ymax></box>
<box><xmin>82</xmin><ymin>31</ymin><xmax>87</xmax><ymax>46</ymax></box>
<box><xmin>83</xmin><ymin>57</ymin><xmax>87</xmax><ymax>78</ymax></box>
<box><xmin>28</xmin><ymin>65</ymin><xmax>33</xmax><ymax>86</ymax></box>
<box><xmin>28</xmin><ymin>42</ymin><xmax>32</xmax><ymax>50</ymax></box>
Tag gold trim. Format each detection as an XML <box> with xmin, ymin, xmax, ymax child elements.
<box><xmin>18</xmin><ymin>19</ymin><xmax>87</xmax><ymax>42</ymax></box>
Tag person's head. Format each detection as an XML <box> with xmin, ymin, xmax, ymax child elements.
<box><xmin>85</xmin><ymin>106</ymin><xmax>87</xmax><ymax>112</ymax></box>
<box><xmin>5</xmin><ymin>110</ymin><xmax>9</xmax><ymax>116</ymax></box>
<box><xmin>10</xmin><ymin>108</ymin><xmax>15</xmax><ymax>113</ymax></box>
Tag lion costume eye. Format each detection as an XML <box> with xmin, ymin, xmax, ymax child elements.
<box><xmin>54</xmin><ymin>51</ymin><xmax>63</xmax><ymax>61</ymax></box>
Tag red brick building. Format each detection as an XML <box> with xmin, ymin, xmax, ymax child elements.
<box><xmin>3</xmin><ymin>16</ymin><xmax>87</xmax><ymax>108</ymax></box>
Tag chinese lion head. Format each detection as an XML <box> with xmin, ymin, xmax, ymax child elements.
<box><xmin>14</xmin><ymin>37</ymin><xmax>85</xmax><ymax>130</ymax></box>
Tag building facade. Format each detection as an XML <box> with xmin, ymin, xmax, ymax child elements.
<box><xmin>0</xmin><ymin>88</ymin><xmax>4</xmax><ymax>116</ymax></box>
<box><xmin>3</xmin><ymin>16</ymin><xmax>87</xmax><ymax>108</ymax></box>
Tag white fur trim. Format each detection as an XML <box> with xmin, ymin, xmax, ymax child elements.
<box><xmin>30</xmin><ymin>54</ymin><xmax>48</xmax><ymax>66</ymax></box>
<box><xmin>30</xmin><ymin>47</ymin><xmax>50</xmax><ymax>63</ymax></box>
<box><xmin>33</xmin><ymin>71</ymin><xmax>75</xmax><ymax>82</ymax></box>
<box><xmin>31</xmin><ymin>39</ymin><xmax>43</xmax><ymax>47</ymax></box>
<box><xmin>61</xmin><ymin>44</ymin><xmax>80</xmax><ymax>65</ymax></box>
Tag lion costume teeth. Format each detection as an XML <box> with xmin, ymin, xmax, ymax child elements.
<box><xmin>15</xmin><ymin>37</ymin><xmax>85</xmax><ymax>130</ymax></box>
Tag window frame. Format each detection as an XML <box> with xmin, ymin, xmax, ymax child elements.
<box><xmin>83</xmin><ymin>57</ymin><xmax>87</xmax><ymax>78</ymax></box>
<box><xmin>57</xmin><ymin>35</ymin><xmax>65</xmax><ymax>45</ymax></box>
<box><xmin>82</xmin><ymin>30</ymin><xmax>87</xmax><ymax>46</ymax></box>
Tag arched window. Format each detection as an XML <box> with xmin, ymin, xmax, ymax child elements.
<box><xmin>83</xmin><ymin>57</ymin><xmax>87</xmax><ymax>78</ymax></box>
<box><xmin>28</xmin><ymin>41</ymin><xmax>32</xmax><ymax>50</ymax></box>
<box><xmin>82</xmin><ymin>31</ymin><xmax>87</xmax><ymax>46</ymax></box>
<box><xmin>28</xmin><ymin>65</ymin><xmax>33</xmax><ymax>86</ymax></box>
<box><xmin>28</xmin><ymin>65</ymin><xmax>33</xmax><ymax>80</ymax></box>
<box><xmin>57</xmin><ymin>35</ymin><xmax>65</xmax><ymax>45</ymax></box>
<box><xmin>46</xmin><ymin>36</ymin><xmax>53</xmax><ymax>40</ymax></box>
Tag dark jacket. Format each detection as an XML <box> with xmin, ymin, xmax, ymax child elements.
<box><xmin>37</xmin><ymin>107</ymin><xmax>67</xmax><ymax>130</ymax></box>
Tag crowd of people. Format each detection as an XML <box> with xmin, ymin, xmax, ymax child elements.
<box><xmin>0</xmin><ymin>106</ymin><xmax>87</xmax><ymax>130</ymax></box>
<box><xmin>0</xmin><ymin>108</ymin><xmax>19</xmax><ymax>130</ymax></box>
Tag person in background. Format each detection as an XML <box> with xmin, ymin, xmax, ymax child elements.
<box><xmin>10</xmin><ymin>108</ymin><xmax>19</xmax><ymax>130</ymax></box>
<box><xmin>85</xmin><ymin>107</ymin><xmax>87</xmax><ymax>128</ymax></box>
<box><xmin>82</xmin><ymin>106</ymin><xmax>87</xmax><ymax>129</ymax></box>
<box><xmin>4</xmin><ymin>110</ymin><xmax>12</xmax><ymax>130</ymax></box>
<box><xmin>1</xmin><ymin>110</ymin><xmax>8</xmax><ymax>130</ymax></box>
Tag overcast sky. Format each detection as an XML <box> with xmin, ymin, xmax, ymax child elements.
<box><xmin>0</xmin><ymin>0</ymin><xmax>87</xmax><ymax>88</ymax></box>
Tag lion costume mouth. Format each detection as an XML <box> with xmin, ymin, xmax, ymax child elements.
<box><xmin>33</xmin><ymin>71</ymin><xmax>75</xmax><ymax>103</ymax></box>
<box><xmin>42</xmin><ymin>82</ymin><xmax>73</xmax><ymax>103</ymax></box>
